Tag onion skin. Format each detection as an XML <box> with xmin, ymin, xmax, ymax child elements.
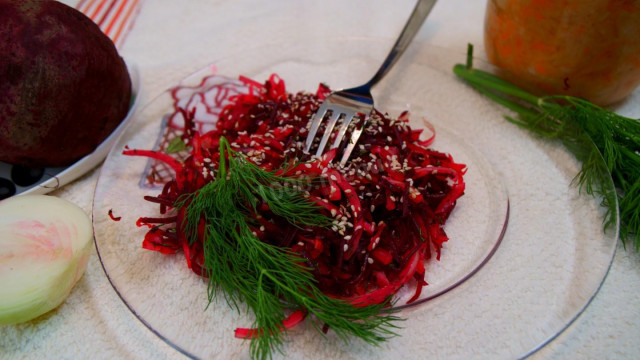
<box><xmin>0</xmin><ymin>195</ymin><xmax>92</xmax><ymax>325</ymax></box>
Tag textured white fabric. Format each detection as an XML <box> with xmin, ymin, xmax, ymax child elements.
<box><xmin>1</xmin><ymin>1</ymin><xmax>639</xmax><ymax>359</ymax></box>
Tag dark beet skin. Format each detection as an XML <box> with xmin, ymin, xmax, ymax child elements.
<box><xmin>0</xmin><ymin>0</ymin><xmax>132</xmax><ymax>167</ymax></box>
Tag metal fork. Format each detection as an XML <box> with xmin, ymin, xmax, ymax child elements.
<box><xmin>304</xmin><ymin>0</ymin><xmax>438</xmax><ymax>165</ymax></box>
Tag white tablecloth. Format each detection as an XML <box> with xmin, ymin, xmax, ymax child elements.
<box><xmin>2</xmin><ymin>1</ymin><xmax>639</xmax><ymax>359</ymax></box>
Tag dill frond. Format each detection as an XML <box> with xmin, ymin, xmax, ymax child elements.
<box><xmin>454</xmin><ymin>44</ymin><xmax>640</xmax><ymax>249</ymax></box>
<box><xmin>175</xmin><ymin>137</ymin><xmax>401</xmax><ymax>360</ymax></box>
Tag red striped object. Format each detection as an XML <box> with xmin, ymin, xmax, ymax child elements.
<box><xmin>76</xmin><ymin>0</ymin><xmax>142</xmax><ymax>49</ymax></box>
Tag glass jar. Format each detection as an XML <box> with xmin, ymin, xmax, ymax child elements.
<box><xmin>484</xmin><ymin>0</ymin><xmax>640</xmax><ymax>106</ymax></box>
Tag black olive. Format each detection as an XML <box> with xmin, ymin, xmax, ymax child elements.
<box><xmin>0</xmin><ymin>178</ymin><xmax>16</xmax><ymax>200</ymax></box>
<box><xmin>11</xmin><ymin>165</ymin><xmax>45</xmax><ymax>187</ymax></box>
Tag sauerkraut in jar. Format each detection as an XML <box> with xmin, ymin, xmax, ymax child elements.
<box><xmin>484</xmin><ymin>0</ymin><xmax>640</xmax><ymax>106</ymax></box>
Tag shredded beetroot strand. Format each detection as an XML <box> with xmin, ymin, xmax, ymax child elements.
<box><xmin>234</xmin><ymin>310</ymin><xmax>307</xmax><ymax>339</ymax></box>
<box><xmin>108</xmin><ymin>209</ymin><xmax>121</xmax><ymax>221</ymax></box>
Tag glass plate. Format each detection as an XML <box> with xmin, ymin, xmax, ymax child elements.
<box><xmin>0</xmin><ymin>61</ymin><xmax>141</xmax><ymax>199</ymax></box>
<box><xmin>92</xmin><ymin>39</ymin><xmax>616</xmax><ymax>359</ymax></box>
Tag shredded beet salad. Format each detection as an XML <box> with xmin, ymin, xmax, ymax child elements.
<box><xmin>125</xmin><ymin>74</ymin><xmax>466</xmax><ymax>307</ymax></box>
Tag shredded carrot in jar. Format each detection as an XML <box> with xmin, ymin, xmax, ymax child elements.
<box><xmin>484</xmin><ymin>0</ymin><xmax>640</xmax><ymax>106</ymax></box>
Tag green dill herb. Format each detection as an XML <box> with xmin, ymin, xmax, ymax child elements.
<box><xmin>165</xmin><ymin>137</ymin><xmax>189</xmax><ymax>154</ymax></box>
<box><xmin>454</xmin><ymin>44</ymin><xmax>639</xmax><ymax>249</ymax></box>
<box><xmin>174</xmin><ymin>137</ymin><xmax>401</xmax><ymax>360</ymax></box>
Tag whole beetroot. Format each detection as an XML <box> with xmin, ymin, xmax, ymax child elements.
<box><xmin>0</xmin><ymin>0</ymin><xmax>132</xmax><ymax>167</ymax></box>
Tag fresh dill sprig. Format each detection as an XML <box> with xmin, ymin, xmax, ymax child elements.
<box><xmin>174</xmin><ymin>137</ymin><xmax>401</xmax><ymax>360</ymax></box>
<box><xmin>453</xmin><ymin>44</ymin><xmax>640</xmax><ymax>249</ymax></box>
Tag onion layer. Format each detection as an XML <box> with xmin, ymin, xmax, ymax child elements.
<box><xmin>0</xmin><ymin>195</ymin><xmax>92</xmax><ymax>325</ymax></box>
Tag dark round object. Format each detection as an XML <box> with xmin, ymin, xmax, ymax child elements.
<box><xmin>0</xmin><ymin>177</ymin><xmax>16</xmax><ymax>200</ymax></box>
<box><xmin>11</xmin><ymin>165</ymin><xmax>45</xmax><ymax>187</ymax></box>
<box><xmin>0</xmin><ymin>0</ymin><xmax>132</xmax><ymax>167</ymax></box>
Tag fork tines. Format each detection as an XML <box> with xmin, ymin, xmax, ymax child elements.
<box><xmin>304</xmin><ymin>104</ymin><xmax>367</xmax><ymax>164</ymax></box>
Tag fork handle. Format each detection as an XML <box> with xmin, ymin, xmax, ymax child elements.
<box><xmin>365</xmin><ymin>0</ymin><xmax>437</xmax><ymax>89</ymax></box>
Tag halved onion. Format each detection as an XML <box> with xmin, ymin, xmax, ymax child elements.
<box><xmin>0</xmin><ymin>195</ymin><xmax>92</xmax><ymax>325</ymax></box>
